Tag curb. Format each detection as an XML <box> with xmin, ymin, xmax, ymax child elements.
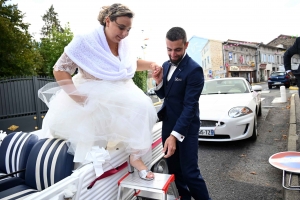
<box><xmin>283</xmin><ymin>94</ymin><xmax>299</xmax><ymax>200</ymax></box>
<box><xmin>153</xmin><ymin>99</ymin><xmax>162</xmax><ymax>106</ymax></box>
<box><xmin>289</xmin><ymin>86</ymin><xmax>298</xmax><ymax>90</ymax></box>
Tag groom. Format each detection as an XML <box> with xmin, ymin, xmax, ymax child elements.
<box><xmin>153</xmin><ymin>27</ymin><xmax>211</xmax><ymax>200</ymax></box>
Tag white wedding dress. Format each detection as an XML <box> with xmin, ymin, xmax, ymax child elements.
<box><xmin>38</xmin><ymin>53</ymin><xmax>158</xmax><ymax>162</ymax></box>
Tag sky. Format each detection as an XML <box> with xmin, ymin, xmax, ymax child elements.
<box><xmin>8</xmin><ymin>0</ymin><xmax>300</xmax><ymax>64</ymax></box>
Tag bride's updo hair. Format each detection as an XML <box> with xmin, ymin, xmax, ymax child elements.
<box><xmin>98</xmin><ymin>3</ymin><xmax>134</xmax><ymax>26</ymax></box>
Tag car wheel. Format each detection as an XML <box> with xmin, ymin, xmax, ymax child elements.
<box><xmin>258</xmin><ymin>103</ymin><xmax>262</xmax><ymax>117</ymax></box>
<box><xmin>151</xmin><ymin>158</ymin><xmax>168</xmax><ymax>174</ymax></box>
<box><xmin>268</xmin><ymin>85</ymin><xmax>272</xmax><ymax>89</ymax></box>
<box><xmin>249</xmin><ymin>114</ymin><xmax>258</xmax><ymax>141</ymax></box>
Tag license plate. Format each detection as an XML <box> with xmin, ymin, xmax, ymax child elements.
<box><xmin>274</xmin><ymin>82</ymin><xmax>281</xmax><ymax>85</ymax></box>
<box><xmin>199</xmin><ymin>129</ymin><xmax>215</xmax><ymax>136</ymax></box>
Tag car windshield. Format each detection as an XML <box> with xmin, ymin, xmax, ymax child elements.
<box><xmin>271</xmin><ymin>72</ymin><xmax>285</xmax><ymax>77</ymax></box>
<box><xmin>202</xmin><ymin>79</ymin><xmax>249</xmax><ymax>94</ymax></box>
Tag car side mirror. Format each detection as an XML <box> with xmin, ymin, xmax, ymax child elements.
<box><xmin>251</xmin><ymin>85</ymin><xmax>262</xmax><ymax>92</ymax></box>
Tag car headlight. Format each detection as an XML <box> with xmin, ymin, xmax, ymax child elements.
<box><xmin>228</xmin><ymin>106</ymin><xmax>253</xmax><ymax>118</ymax></box>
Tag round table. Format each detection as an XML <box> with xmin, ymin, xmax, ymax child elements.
<box><xmin>269</xmin><ymin>151</ymin><xmax>300</xmax><ymax>173</ymax></box>
<box><xmin>269</xmin><ymin>151</ymin><xmax>300</xmax><ymax>190</ymax></box>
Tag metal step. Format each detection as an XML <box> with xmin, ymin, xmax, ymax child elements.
<box><xmin>136</xmin><ymin>191</ymin><xmax>177</xmax><ymax>200</ymax></box>
<box><xmin>117</xmin><ymin>172</ymin><xmax>179</xmax><ymax>200</ymax></box>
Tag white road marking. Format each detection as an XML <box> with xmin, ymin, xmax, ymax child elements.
<box><xmin>271</xmin><ymin>97</ymin><xmax>286</xmax><ymax>103</ymax></box>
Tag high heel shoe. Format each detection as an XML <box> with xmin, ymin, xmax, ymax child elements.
<box><xmin>127</xmin><ymin>156</ymin><xmax>154</xmax><ymax>181</ymax></box>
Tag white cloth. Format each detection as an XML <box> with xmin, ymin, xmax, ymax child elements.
<box><xmin>38</xmin><ymin>74</ymin><xmax>157</xmax><ymax>162</ymax></box>
<box><xmin>65</xmin><ymin>25</ymin><xmax>136</xmax><ymax>81</ymax></box>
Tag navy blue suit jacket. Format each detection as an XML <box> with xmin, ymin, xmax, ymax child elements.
<box><xmin>156</xmin><ymin>54</ymin><xmax>204</xmax><ymax>139</ymax></box>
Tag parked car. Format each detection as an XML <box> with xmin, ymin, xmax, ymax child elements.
<box><xmin>268</xmin><ymin>71</ymin><xmax>295</xmax><ymax>89</ymax></box>
<box><xmin>199</xmin><ymin>77</ymin><xmax>262</xmax><ymax>141</ymax></box>
<box><xmin>147</xmin><ymin>88</ymin><xmax>156</xmax><ymax>95</ymax></box>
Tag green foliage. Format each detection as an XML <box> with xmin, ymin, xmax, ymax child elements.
<box><xmin>37</xmin><ymin>5</ymin><xmax>73</xmax><ymax>76</ymax></box>
<box><xmin>0</xmin><ymin>0</ymin><xmax>43</xmax><ymax>77</ymax></box>
<box><xmin>38</xmin><ymin>23</ymin><xmax>73</xmax><ymax>76</ymax></box>
<box><xmin>133</xmin><ymin>70</ymin><xmax>148</xmax><ymax>92</ymax></box>
<box><xmin>41</xmin><ymin>5</ymin><xmax>63</xmax><ymax>37</ymax></box>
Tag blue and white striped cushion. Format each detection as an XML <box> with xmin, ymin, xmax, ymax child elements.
<box><xmin>25</xmin><ymin>138</ymin><xmax>74</xmax><ymax>190</ymax></box>
<box><xmin>0</xmin><ymin>184</ymin><xmax>37</xmax><ymax>199</ymax></box>
<box><xmin>0</xmin><ymin>132</ymin><xmax>38</xmax><ymax>179</ymax></box>
<box><xmin>0</xmin><ymin>138</ymin><xmax>74</xmax><ymax>199</ymax></box>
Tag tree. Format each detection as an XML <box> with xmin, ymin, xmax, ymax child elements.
<box><xmin>133</xmin><ymin>59</ymin><xmax>148</xmax><ymax>92</ymax></box>
<box><xmin>38</xmin><ymin>23</ymin><xmax>73</xmax><ymax>76</ymax></box>
<box><xmin>0</xmin><ymin>0</ymin><xmax>43</xmax><ymax>77</ymax></box>
<box><xmin>41</xmin><ymin>5</ymin><xmax>63</xmax><ymax>38</ymax></box>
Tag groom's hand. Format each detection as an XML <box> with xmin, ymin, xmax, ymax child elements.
<box><xmin>151</xmin><ymin>65</ymin><xmax>163</xmax><ymax>85</ymax></box>
<box><xmin>163</xmin><ymin>135</ymin><xmax>176</xmax><ymax>158</ymax></box>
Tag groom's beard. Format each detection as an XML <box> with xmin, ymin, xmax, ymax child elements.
<box><xmin>169</xmin><ymin>54</ymin><xmax>184</xmax><ymax>65</ymax></box>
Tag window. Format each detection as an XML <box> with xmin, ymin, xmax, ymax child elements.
<box><xmin>259</xmin><ymin>53</ymin><xmax>262</xmax><ymax>62</ymax></box>
<box><xmin>277</xmin><ymin>56</ymin><xmax>279</xmax><ymax>64</ymax></box>
<box><xmin>271</xmin><ymin>72</ymin><xmax>285</xmax><ymax>77</ymax></box>
<box><xmin>207</xmin><ymin>56</ymin><xmax>210</xmax><ymax>64</ymax></box>
<box><xmin>233</xmin><ymin>53</ymin><xmax>237</xmax><ymax>63</ymax></box>
<box><xmin>260</xmin><ymin>52</ymin><xmax>266</xmax><ymax>62</ymax></box>
<box><xmin>239</xmin><ymin>55</ymin><xmax>245</xmax><ymax>64</ymax></box>
<box><xmin>229</xmin><ymin>52</ymin><xmax>233</xmax><ymax>60</ymax></box>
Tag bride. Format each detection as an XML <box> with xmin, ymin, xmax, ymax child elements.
<box><xmin>38</xmin><ymin>3</ymin><xmax>161</xmax><ymax>180</ymax></box>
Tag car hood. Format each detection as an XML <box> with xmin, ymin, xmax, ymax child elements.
<box><xmin>199</xmin><ymin>93</ymin><xmax>255</xmax><ymax>114</ymax></box>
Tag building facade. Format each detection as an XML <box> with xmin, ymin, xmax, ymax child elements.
<box><xmin>267</xmin><ymin>34</ymin><xmax>297</xmax><ymax>49</ymax></box>
<box><xmin>223</xmin><ymin>40</ymin><xmax>257</xmax><ymax>83</ymax></box>
<box><xmin>267</xmin><ymin>35</ymin><xmax>300</xmax><ymax>73</ymax></box>
<box><xmin>187</xmin><ymin>35</ymin><xmax>300</xmax><ymax>83</ymax></box>
<box><xmin>256</xmin><ymin>44</ymin><xmax>285</xmax><ymax>82</ymax></box>
<box><xmin>201</xmin><ymin>40</ymin><xmax>224</xmax><ymax>79</ymax></box>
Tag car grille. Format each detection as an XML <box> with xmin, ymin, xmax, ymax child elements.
<box><xmin>200</xmin><ymin>120</ymin><xmax>225</xmax><ymax>127</ymax></box>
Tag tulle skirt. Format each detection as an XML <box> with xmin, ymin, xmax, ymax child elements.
<box><xmin>38</xmin><ymin>74</ymin><xmax>158</xmax><ymax>162</ymax></box>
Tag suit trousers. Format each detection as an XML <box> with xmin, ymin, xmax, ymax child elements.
<box><xmin>163</xmin><ymin>132</ymin><xmax>211</xmax><ymax>200</ymax></box>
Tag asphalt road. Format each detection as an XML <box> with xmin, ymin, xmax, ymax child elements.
<box><xmin>197</xmin><ymin>83</ymin><xmax>297</xmax><ymax>200</ymax></box>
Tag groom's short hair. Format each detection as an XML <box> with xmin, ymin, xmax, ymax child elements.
<box><xmin>166</xmin><ymin>27</ymin><xmax>187</xmax><ymax>44</ymax></box>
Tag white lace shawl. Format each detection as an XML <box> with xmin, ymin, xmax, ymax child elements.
<box><xmin>65</xmin><ymin>25</ymin><xmax>136</xmax><ymax>80</ymax></box>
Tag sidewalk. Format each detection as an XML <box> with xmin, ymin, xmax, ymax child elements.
<box><xmin>284</xmin><ymin>93</ymin><xmax>300</xmax><ymax>200</ymax></box>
